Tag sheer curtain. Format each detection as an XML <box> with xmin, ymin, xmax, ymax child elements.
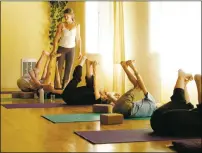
<box><xmin>113</xmin><ymin>1</ymin><xmax>126</xmax><ymax>94</ymax></box>
<box><xmin>85</xmin><ymin>1</ymin><xmax>126</xmax><ymax>93</ymax></box>
<box><xmin>149</xmin><ymin>2</ymin><xmax>201</xmax><ymax>105</ymax></box>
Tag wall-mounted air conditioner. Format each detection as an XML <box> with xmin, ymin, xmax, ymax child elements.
<box><xmin>21</xmin><ymin>58</ymin><xmax>37</xmax><ymax>76</ymax></box>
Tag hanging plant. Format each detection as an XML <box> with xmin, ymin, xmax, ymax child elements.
<box><xmin>49</xmin><ymin>1</ymin><xmax>68</xmax><ymax>49</ymax></box>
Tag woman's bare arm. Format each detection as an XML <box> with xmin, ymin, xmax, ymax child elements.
<box><xmin>51</xmin><ymin>23</ymin><xmax>63</xmax><ymax>54</ymax></box>
<box><xmin>76</xmin><ymin>24</ymin><xmax>82</xmax><ymax>59</ymax></box>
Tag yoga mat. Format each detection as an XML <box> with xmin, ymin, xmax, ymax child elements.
<box><xmin>0</xmin><ymin>90</ymin><xmax>20</xmax><ymax>94</ymax></box>
<box><xmin>126</xmin><ymin>117</ymin><xmax>150</xmax><ymax>120</ymax></box>
<box><xmin>74</xmin><ymin>129</ymin><xmax>199</xmax><ymax>144</ymax></box>
<box><xmin>2</xmin><ymin>103</ymin><xmax>66</xmax><ymax>109</ymax></box>
<box><xmin>42</xmin><ymin>113</ymin><xmax>101</xmax><ymax>123</ymax></box>
<box><xmin>0</xmin><ymin>98</ymin><xmax>33</xmax><ymax>102</ymax></box>
<box><xmin>42</xmin><ymin>113</ymin><xmax>150</xmax><ymax>123</ymax></box>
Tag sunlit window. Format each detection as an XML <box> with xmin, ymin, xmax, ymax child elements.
<box><xmin>149</xmin><ymin>2</ymin><xmax>201</xmax><ymax>77</ymax></box>
<box><xmin>149</xmin><ymin>2</ymin><xmax>201</xmax><ymax>104</ymax></box>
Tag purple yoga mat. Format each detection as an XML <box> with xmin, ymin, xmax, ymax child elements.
<box><xmin>74</xmin><ymin>129</ymin><xmax>199</xmax><ymax>144</ymax></box>
<box><xmin>1</xmin><ymin>103</ymin><xmax>67</xmax><ymax>109</ymax></box>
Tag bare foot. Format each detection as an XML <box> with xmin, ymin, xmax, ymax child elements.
<box><xmin>185</xmin><ymin>73</ymin><xmax>193</xmax><ymax>81</ymax></box>
<box><xmin>178</xmin><ymin>69</ymin><xmax>186</xmax><ymax>78</ymax></box>
<box><xmin>85</xmin><ymin>58</ymin><xmax>91</xmax><ymax>65</ymax></box>
<box><xmin>79</xmin><ymin>55</ymin><xmax>87</xmax><ymax>66</ymax></box>
<box><xmin>126</xmin><ymin>60</ymin><xmax>136</xmax><ymax>71</ymax></box>
<box><xmin>126</xmin><ymin>60</ymin><xmax>135</xmax><ymax>66</ymax></box>
<box><xmin>90</xmin><ymin>60</ymin><xmax>99</xmax><ymax>65</ymax></box>
<box><xmin>120</xmin><ymin>61</ymin><xmax>127</xmax><ymax>67</ymax></box>
<box><xmin>42</xmin><ymin>50</ymin><xmax>50</xmax><ymax>56</ymax></box>
<box><xmin>80</xmin><ymin>55</ymin><xmax>87</xmax><ymax>62</ymax></box>
<box><xmin>85</xmin><ymin>59</ymin><xmax>93</xmax><ymax>65</ymax></box>
<box><xmin>92</xmin><ymin>61</ymin><xmax>98</xmax><ymax>67</ymax></box>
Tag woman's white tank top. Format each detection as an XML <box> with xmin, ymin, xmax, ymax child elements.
<box><xmin>59</xmin><ymin>23</ymin><xmax>77</xmax><ymax>48</ymax></box>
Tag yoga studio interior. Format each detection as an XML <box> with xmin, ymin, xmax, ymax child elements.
<box><xmin>1</xmin><ymin>1</ymin><xmax>201</xmax><ymax>152</ymax></box>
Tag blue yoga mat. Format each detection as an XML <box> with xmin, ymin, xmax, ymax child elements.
<box><xmin>42</xmin><ymin>113</ymin><xmax>150</xmax><ymax>123</ymax></box>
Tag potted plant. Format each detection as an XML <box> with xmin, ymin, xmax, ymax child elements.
<box><xmin>49</xmin><ymin>1</ymin><xmax>68</xmax><ymax>49</ymax></box>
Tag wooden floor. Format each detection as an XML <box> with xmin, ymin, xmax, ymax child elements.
<box><xmin>1</xmin><ymin>94</ymin><xmax>174</xmax><ymax>152</ymax></box>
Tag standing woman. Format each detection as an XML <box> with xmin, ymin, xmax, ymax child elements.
<box><xmin>51</xmin><ymin>8</ymin><xmax>82</xmax><ymax>88</ymax></box>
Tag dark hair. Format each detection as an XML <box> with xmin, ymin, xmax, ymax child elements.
<box><xmin>101</xmin><ymin>98</ymin><xmax>110</xmax><ymax>104</ymax></box>
<box><xmin>64</xmin><ymin>8</ymin><xmax>75</xmax><ymax>22</ymax></box>
<box><xmin>64</xmin><ymin>8</ymin><xmax>73</xmax><ymax>14</ymax></box>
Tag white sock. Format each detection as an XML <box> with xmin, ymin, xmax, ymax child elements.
<box><xmin>79</xmin><ymin>56</ymin><xmax>87</xmax><ymax>67</ymax></box>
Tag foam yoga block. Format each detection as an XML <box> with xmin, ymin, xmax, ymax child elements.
<box><xmin>92</xmin><ymin>104</ymin><xmax>112</xmax><ymax>113</ymax></box>
<box><xmin>100</xmin><ymin>113</ymin><xmax>123</xmax><ymax>125</ymax></box>
<box><xmin>19</xmin><ymin>92</ymin><xmax>34</xmax><ymax>99</ymax></box>
<box><xmin>12</xmin><ymin>92</ymin><xmax>21</xmax><ymax>98</ymax></box>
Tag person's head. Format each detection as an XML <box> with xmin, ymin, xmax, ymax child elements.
<box><xmin>64</xmin><ymin>8</ymin><xmax>74</xmax><ymax>22</ymax></box>
<box><xmin>99</xmin><ymin>89</ymin><xmax>110</xmax><ymax>104</ymax></box>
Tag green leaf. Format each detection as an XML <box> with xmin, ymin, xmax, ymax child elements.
<box><xmin>48</xmin><ymin>1</ymin><xmax>68</xmax><ymax>41</ymax></box>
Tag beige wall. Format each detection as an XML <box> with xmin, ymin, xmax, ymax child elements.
<box><xmin>1</xmin><ymin>1</ymin><xmax>88</xmax><ymax>89</ymax></box>
<box><xmin>1</xmin><ymin>2</ymin><xmax>50</xmax><ymax>89</ymax></box>
<box><xmin>123</xmin><ymin>2</ymin><xmax>161</xmax><ymax>102</ymax></box>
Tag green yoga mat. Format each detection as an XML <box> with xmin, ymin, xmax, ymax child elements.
<box><xmin>42</xmin><ymin>113</ymin><xmax>150</xmax><ymax>123</ymax></box>
<box><xmin>0</xmin><ymin>98</ymin><xmax>33</xmax><ymax>102</ymax></box>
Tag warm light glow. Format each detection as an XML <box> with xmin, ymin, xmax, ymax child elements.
<box><xmin>85</xmin><ymin>2</ymin><xmax>114</xmax><ymax>91</ymax></box>
<box><xmin>149</xmin><ymin>2</ymin><xmax>201</xmax><ymax>104</ymax></box>
<box><xmin>149</xmin><ymin>2</ymin><xmax>201</xmax><ymax>76</ymax></box>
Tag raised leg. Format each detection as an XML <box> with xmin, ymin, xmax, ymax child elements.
<box><xmin>85</xmin><ymin>59</ymin><xmax>93</xmax><ymax>79</ymax></box>
<box><xmin>126</xmin><ymin>60</ymin><xmax>148</xmax><ymax>95</ymax></box>
<box><xmin>174</xmin><ymin>69</ymin><xmax>187</xmax><ymax>90</ymax></box>
<box><xmin>34</xmin><ymin>51</ymin><xmax>50</xmax><ymax>80</ymax></box>
<box><xmin>92</xmin><ymin>60</ymin><xmax>102</xmax><ymax>100</ymax></box>
<box><xmin>62</xmin><ymin>56</ymin><xmax>86</xmax><ymax>95</ymax></box>
<box><xmin>184</xmin><ymin>73</ymin><xmax>193</xmax><ymax>103</ymax></box>
<box><xmin>28</xmin><ymin>72</ymin><xmax>42</xmax><ymax>89</ymax></box>
<box><xmin>120</xmin><ymin>61</ymin><xmax>139</xmax><ymax>88</ymax></box>
<box><xmin>184</xmin><ymin>85</ymin><xmax>190</xmax><ymax>103</ymax></box>
<box><xmin>43</xmin><ymin>54</ymin><xmax>61</xmax><ymax>85</ymax></box>
<box><xmin>35</xmin><ymin>51</ymin><xmax>50</xmax><ymax>70</ymax></box>
<box><xmin>194</xmin><ymin>74</ymin><xmax>202</xmax><ymax>104</ymax></box>
<box><xmin>85</xmin><ymin>58</ymin><xmax>95</xmax><ymax>89</ymax></box>
<box><xmin>41</xmin><ymin>57</ymin><xmax>50</xmax><ymax>80</ymax></box>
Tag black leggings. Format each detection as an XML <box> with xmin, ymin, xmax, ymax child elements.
<box><xmin>56</xmin><ymin>46</ymin><xmax>75</xmax><ymax>88</ymax></box>
<box><xmin>61</xmin><ymin>65</ymin><xmax>96</xmax><ymax>104</ymax></box>
<box><xmin>150</xmin><ymin>88</ymin><xmax>202</xmax><ymax>137</ymax></box>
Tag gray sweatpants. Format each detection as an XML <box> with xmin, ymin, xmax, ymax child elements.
<box><xmin>56</xmin><ymin>46</ymin><xmax>75</xmax><ymax>88</ymax></box>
